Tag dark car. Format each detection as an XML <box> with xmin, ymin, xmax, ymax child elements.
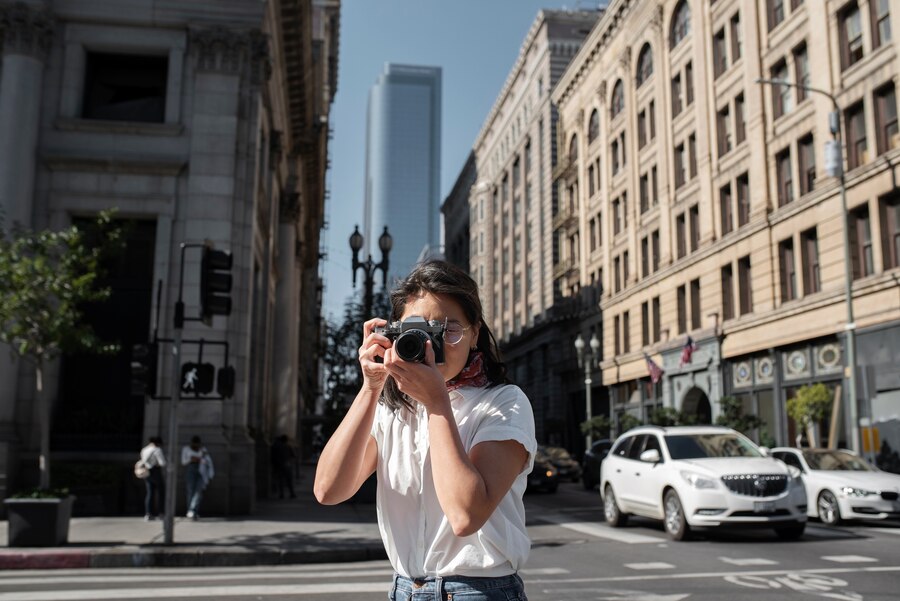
<box><xmin>581</xmin><ymin>438</ymin><xmax>613</xmax><ymax>490</ymax></box>
<box><xmin>539</xmin><ymin>445</ymin><xmax>582</xmax><ymax>482</ymax></box>
<box><xmin>527</xmin><ymin>449</ymin><xmax>559</xmax><ymax>493</ymax></box>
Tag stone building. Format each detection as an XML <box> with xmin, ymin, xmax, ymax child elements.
<box><xmin>0</xmin><ymin>0</ymin><xmax>339</xmax><ymax>514</ymax></box>
<box><xmin>552</xmin><ymin>0</ymin><xmax>899</xmax><ymax>454</ymax></box>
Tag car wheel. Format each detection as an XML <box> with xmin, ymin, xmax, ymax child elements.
<box><xmin>817</xmin><ymin>490</ymin><xmax>842</xmax><ymax>526</ymax></box>
<box><xmin>604</xmin><ymin>485</ymin><xmax>628</xmax><ymax>527</ymax></box>
<box><xmin>663</xmin><ymin>489</ymin><xmax>691</xmax><ymax>541</ymax></box>
<box><xmin>774</xmin><ymin>521</ymin><xmax>806</xmax><ymax>540</ymax></box>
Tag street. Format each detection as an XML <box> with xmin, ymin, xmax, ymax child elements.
<box><xmin>1</xmin><ymin>481</ymin><xmax>898</xmax><ymax>600</ymax></box>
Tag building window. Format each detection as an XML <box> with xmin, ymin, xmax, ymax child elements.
<box><xmin>690</xmin><ymin>278</ymin><xmax>701</xmax><ymax>330</ymax></box>
<box><xmin>738</xmin><ymin>256</ymin><xmax>753</xmax><ymax>315</ymax></box>
<box><xmin>651</xmin><ymin>229</ymin><xmax>660</xmax><ymax>272</ymax></box>
<box><xmin>649</xmin><ymin>100</ymin><xmax>656</xmax><ymax>140</ymax></box>
<box><xmin>569</xmin><ymin>134</ymin><xmax>579</xmax><ymax>162</ymax></box>
<box><xmin>589</xmin><ymin>218</ymin><xmax>597</xmax><ymax>253</ymax></box>
<box><xmin>670</xmin><ymin>0</ymin><xmax>692</xmax><ymax>49</ymax></box>
<box><xmin>870</xmin><ymin>0</ymin><xmax>891</xmax><ymax>49</ymax></box>
<box><xmin>652</xmin><ymin>296</ymin><xmax>661</xmax><ymax>342</ymax></box>
<box><xmin>849</xmin><ymin>205</ymin><xmax>874</xmax><ymax>278</ymax></box>
<box><xmin>651</xmin><ymin>166</ymin><xmax>658</xmax><ymax>206</ymax></box>
<box><xmin>636</xmin><ymin>44</ymin><xmax>653</xmax><ymax>87</ymax></box>
<box><xmin>731</xmin><ymin>12</ymin><xmax>743</xmax><ymax>61</ymax></box>
<box><xmin>717</xmin><ymin>105</ymin><xmax>732</xmax><ymax>157</ymax></box>
<box><xmin>779</xmin><ymin>238</ymin><xmax>796</xmax><ymax>302</ymax></box>
<box><xmin>771</xmin><ymin>60</ymin><xmax>791</xmax><ymax>119</ymax></box>
<box><xmin>798</xmin><ymin>134</ymin><xmax>816</xmax><ymax>196</ymax></box>
<box><xmin>588</xmin><ymin>165</ymin><xmax>595</xmax><ymax>197</ymax></box>
<box><xmin>671</xmin><ymin>73</ymin><xmax>683</xmax><ymax>117</ymax></box>
<box><xmin>801</xmin><ymin>227</ymin><xmax>821</xmax><ymax>294</ymax></box>
<box><xmin>676</xmin><ymin>212</ymin><xmax>686</xmax><ymax>259</ymax></box>
<box><xmin>642</xmin><ymin>301</ymin><xmax>650</xmax><ymax>346</ymax></box>
<box><xmin>768</xmin><ymin>0</ymin><xmax>785</xmax><ymax>31</ymax></box>
<box><xmin>881</xmin><ymin>193</ymin><xmax>900</xmax><ymax>270</ymax></box>
<box><xmin>614</xmin><ymin>255</ymin><xmax>622</xmax><ymax>293</ymax></box>
<box><xmin>623</xmin><ymin>310</ymin><xmax>631</xmax><ymax>354</ymax></box>
<box><xmin>638</xmin><ymin>109</ymin><xmax>647</xmax><ymax>149</ymax></box>
<box><xmin>875</xmin><ymin>83</ymin><xmax>898</xmax><ymax>156</ymax></box>
<box><xmin>721</xmin><ymin>264</ymin><xmax>735</xmax><ymax>321</ymax></box>
<box><xmin>839</xmin><ymin>3</ymin><xmax>864</xmax><ymax>70</ymax></box>
<box><xmin>735</xmin><ymin>93</ymin><xmax>746</xmax><ymax>144</ymax></box>
<box><xmin>675</xmin><ymin>142</ymin><xmax>686</xmax><ymax>188</ymax></box>
<box><xmin>614</xmin><ymin>315</ymin><xmax>621</xmax><ymax>355</ymax></box>
<box><xmin>677</xmin><ymin>284</ymin><xmax>687</xmax><ymax>334</ymax></box>
<box><xmin>588</xmin><ymin>109</ymin><xmax>600</xmax><ymax>143</ymax></box>
<box><xmin>611</xmin><ymin>80</ymin><xmax>625</xmax><ymax>118</ymax></box>
<box><xmin>776</xmin><ymin>147</ymin><xmax>793</xmax><ymax>207</ymax></box>
<box><xmin>793</xmin><ymin>43</ymin><xmax>809</xmax><ymax>103</ymax></box>
<box><xmin>623</xmin><ymin>249</ymin><xmax>630</xmax><ymax>285</ymax></box>
<box><xmin>640</xmin><ymin>172</ymin><xmax>650</xmax><ymax>213</ymax></box>
<box><xmin>685</xmin><ymin>61</ymin><xmax>694</xmax><ymax>106</ymax></box>
<box><xmin>737</xmin><ymin>173</ymin><xmax>750</xmax><ymax>226</ymax></box>
<box><xmin>720</xmin><ymin>183</ymin><xmax>733</xmax><ymax>235</ymax></box>
<box><xmin>845</xmin><ymin>101</ymin><xmax>868</xmax><ymax>169</ymax></box>
<box><xmin>688</xmin><ymin>133</ymin><xmax>697</xmax><ymax>179</ymax></box>
<box><xmin>641</xmin><ymin>236</ymin><xmax>650</xmax><ymax>278</ymax></box>
<box><xmin>82</xmin><ymin>52</ymin><xmax>168</xmax><ymax>123</ymax></box>
<box><xmin>689</xmin><ymin>204</ymin><xmax>700</xmax><ymax>252</ymax></box>
<box><xmin>613</xmin><ymin>197</ymin><xmax>622</xmax><ymax>235</ymax></box>
<box><xmin>713</xmin><ymin>28</ymin><xmax>728</xmax><ymax>78</ymax></box>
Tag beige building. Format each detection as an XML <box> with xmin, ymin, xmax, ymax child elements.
<box><xmin>552</xmin><ymin>0</ymin><xmax>899</xmax><ymax>453</ymax></box>
<box><xmin>0</xmin><ymin>0</ymin><xmax>339</xmax><ymax>513</ymax></box>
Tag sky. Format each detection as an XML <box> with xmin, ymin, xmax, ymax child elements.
<box><xmin>320</xmin><ymin>0</ymin><xmax>606</xmax><ymax>321</ymax></box>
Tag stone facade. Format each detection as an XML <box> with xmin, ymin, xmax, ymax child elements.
<box><xmin>0</xmin><ymin>0</ymin><xmax>339</xmax><ymax>513</ymax></box>
<box><xmin>552</xmin><ymin>0</ymin><xmax>900</xmax><ymax>453</ymax></box>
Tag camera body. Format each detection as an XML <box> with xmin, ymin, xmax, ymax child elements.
<box><xmin>375</xmin><ymin>316</ymin><xmax>445</xmax><ymax>364</ymax></box>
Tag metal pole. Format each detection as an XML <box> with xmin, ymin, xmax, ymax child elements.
<box><xmin>163</xmin><ymin>325</ymin><xmax>182</xmax><ymax>545</ymax></box>
<box><xmin>584</xmin><ymin>358</ymin><xmax>593</xmax><ymax>451</ymax></box>
<box><xmin>364</xmin><ymin>258</ymin><xmax>374</xmax><ymax>318</ymax></box>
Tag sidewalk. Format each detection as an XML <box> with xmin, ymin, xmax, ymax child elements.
<box><xmin>0</xmin><ymin>465</ymin><xmax>385</xmax><ymax>570</ymax></box>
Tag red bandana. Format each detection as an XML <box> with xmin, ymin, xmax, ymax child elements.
<box><xmin>446</xmin><ymin>351</ymin><xmax>489</xmax><ymax>392</ymax></box>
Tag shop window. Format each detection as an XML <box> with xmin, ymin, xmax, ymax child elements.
<box><xmin>82</xmin><ymin>52</ymin><xmax>168</xmax><ymax>123</ymax></box>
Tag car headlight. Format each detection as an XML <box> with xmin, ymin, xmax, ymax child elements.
<box><xmin>840</xmin><ymin>486</ymin><xmax>876</xmax><ymax>497</ymax></box>
<box><xmin>786</xmin><ymin>466</ymin><xmax>803</xmax><ymax>484</ymax></box>
<box><xmin>680</xmin><ymin>470</ymin><xmax>718</xmax><ymax>489</ymax></box>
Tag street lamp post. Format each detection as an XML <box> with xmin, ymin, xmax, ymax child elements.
<box><xmin>574</xmin><ymin>332</ymin><xmax>600</xmax><ymax>453</ymax></box>
<box><xmin>755</xmin><ymin>78</ymin><xmax>860</xmax><ymax>453</ymax></box>
<box><xmin>349</xmin><ymin>225</ymin><xmax>392</xmax><ymax>317</ymax></box>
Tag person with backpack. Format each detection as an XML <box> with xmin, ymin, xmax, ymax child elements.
<box><xmin>139</xmin><ymin>436</ymin><xmax>166</xmax><ymax>520</ymax></box>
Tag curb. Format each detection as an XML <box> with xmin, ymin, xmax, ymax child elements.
<box><xmin>0</xmin><ymin>544</ymin><xmax>388</xmax><ymax>570</ymax></box>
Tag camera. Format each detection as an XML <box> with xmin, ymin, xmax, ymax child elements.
<box><xmin>375</xmin><ymin>316</ymin><xmax>445</xmax><ymax>364</ymax></box>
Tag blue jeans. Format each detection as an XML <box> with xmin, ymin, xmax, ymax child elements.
<box><xmin>389</xmin><ymin>573</ymin><xmax>527</xmax><ymax>601</ymax></box>
<box><xmin>185</xmin><ymin>463</ymin><xmax>204</xmax><ymax>514</ymax></box>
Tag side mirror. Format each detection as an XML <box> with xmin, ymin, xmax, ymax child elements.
<box><xmin>640</xmin><ymin>448</ymin><xmax>661</xmax><ymax>463</ymax></box>
<box><xmin>759</xmin><ymin>446</ymin><xmax>771</xmax><ymax>457</ymax></box>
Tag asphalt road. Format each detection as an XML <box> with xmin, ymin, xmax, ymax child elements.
<box><xmin>2</xmin><ymin>481</ymin><xmax>898</xmax><ymax>600</ymax></box>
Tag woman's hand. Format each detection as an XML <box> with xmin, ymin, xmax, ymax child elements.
<box><xmin>359</xmin><ymin>317</ymin><xmax>391</xmax><ymax>392</ymax></box>
<box><xmin>383</xmin><ymin>340</ymin><xmax>449</xmax><ymax>411</ymax></box>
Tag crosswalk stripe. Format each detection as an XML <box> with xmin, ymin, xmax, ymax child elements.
<box><xmin>719</xmin><ymin>557</ymin><xmax>777</xmax><ymax>566</ymax></box>
<box><xmin>821</xmin><ymin>555</ymin><xmax>878</xmax><ymax>563</ymax></box>
<box><xmin>624</xmin><ymin>562</ymin><xmax>675</xmax><ymax>570</ymax></box>
<box><xmin>536</xmin><ymin>513</ymin><xmax>663</xmax><ymax>544</ymax></box>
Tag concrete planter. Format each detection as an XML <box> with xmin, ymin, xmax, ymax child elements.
<box><xmin>4</xmin><ymin>496</ymin><xmax>75</xmax><ymax>547</ymax></box>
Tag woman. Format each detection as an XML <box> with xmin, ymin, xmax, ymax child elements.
<box><xmin>315</xmin><ymin>260</ymin><xmax>535</xmax><ymax>600</ymax></box>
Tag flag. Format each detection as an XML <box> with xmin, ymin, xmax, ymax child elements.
<box><xmin>679</xmin><ymin>335</ymin><xmax>698</xmax><ymax>368</ymax></box>
<box><xmin>644</xmin><ymin>353</ymin><xmax>664</xmax><ymax>384</ymax></box>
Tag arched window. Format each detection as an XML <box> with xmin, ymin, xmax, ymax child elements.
<box><xmin>636</xmin><ymin>44</ymin><xmax>653</xmax><ymax>87</ymax></box>
<box><xmin>569</xmin><ymin>134</ymin><xmax>578</xmax><ymax>161</ymax></box>
<box><xmin>588</xmin><ymin>109</ymin><xmax>600</xmax><ymax>143</ymax></box>
<box><xmin>670</xmin><ymin>0</ymin><xmax>691</xmax><ymax>49</ymax></box>
<box><xmin>610</xmin><ymin>80</ymin><xmax>625</xmax><ymax>118</ymax></box>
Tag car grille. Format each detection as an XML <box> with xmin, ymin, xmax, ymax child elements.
<box><xmin>730</xmin><ymin>509</ymin><xmax>791</xmax><ymax>517</ymax></box>
<box><xmin>721</xmin><ymin>474</ymin><xmax>788</xmax><ymax>497</ymax></box>
<box><xmin>882</xmin><ymin>491</ymin><xmax>899</xmax><ymax>501</ymax></box>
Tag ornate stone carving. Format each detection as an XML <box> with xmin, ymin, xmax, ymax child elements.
<box><xmin>597</xmin><ymin>81</ymin><xmax>607</xmax><ymax>104</ymax></box>
<box><xmin>190</xmin><ymin>27</ymin><xmax>270</xmax><ymax>83</ymax></box>
<box><xmin>0</xmin><ymin>2</ymin><xmax>53</xmax><ymax>59</ymax></box>
<box><xmin>618</xmin><ymin>47</ymin><xmax>631</xmax><ymax>73</ymax></box>
<box><xmin>651</xmin><ymin>3</ymin><xmax>664</xmax><ymax>34</ymax></box>
<box><xmin>279</xmin><ymin>191</ymin><xmax>300</xmax><ymax>223</ymax></box>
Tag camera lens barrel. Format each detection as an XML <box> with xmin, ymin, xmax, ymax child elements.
<box><xmin>394</xmin><ymin>330</ymin><xmax>429</xmax><ymax>363</ymax></box>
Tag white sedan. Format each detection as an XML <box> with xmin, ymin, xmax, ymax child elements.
<box><xmin>771</xmin><ymin>447</ymin><xmax>900</xmax><ymax>525</ymax></box>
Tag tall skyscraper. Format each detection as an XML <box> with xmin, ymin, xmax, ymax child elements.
<box><xmin>364</xmin><ymin>63</ymin><xmax>442</xmax><ymax>283</ymax></box>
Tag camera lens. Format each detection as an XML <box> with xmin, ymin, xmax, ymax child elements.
<box><xmin>395</xmin><ymin>330</ymin><xmax>428</xmax><ymax>363</ymax></box>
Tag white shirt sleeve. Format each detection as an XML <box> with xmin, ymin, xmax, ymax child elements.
<box><xmin>469</xmin><ymin>385</ymin><xmax>537</xmax><ymax>473</ymax></box>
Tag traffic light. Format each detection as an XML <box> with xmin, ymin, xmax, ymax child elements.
<box><xmin>200</xmin><ymin>244</ymin><xmax>233</xmax><ymax>325</ymax></box>
<box><xmin>130</xmin><ymin>343</ymin><xmax>158</xmax><ymax>397</ymax></box>
<box><xmin>217</xmin><ymin>365</ymin><xmax>235</xmax><ymax>399</ymax></box>
<box><xmin>181</xmin><ymin>362</ymin><xmax>215</xmax><ymax>395</ymax></box>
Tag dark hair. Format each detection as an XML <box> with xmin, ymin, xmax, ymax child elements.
<box><xmin>381</xmin><ymin>260</ymin><xmax>510</xmax><ymax>411</ymax></box>
<box><xmin>150</xmin><ymin>436</ymin><xmax>163</xmax><ymax>446</ymax></box>
<box><xmin>191</xmin><ymin>436</ymin><xmax>201</xmax><ymax>444</ymax></box>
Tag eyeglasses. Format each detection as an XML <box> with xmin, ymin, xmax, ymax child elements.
<box><xmin>442</xmin><ymin>320</ymin><xmax>471</xmax><ymax>345</ymax></box>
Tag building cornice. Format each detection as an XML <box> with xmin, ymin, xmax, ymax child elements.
<box><xmin>0</xmin><ymin>1</ymin><xmax>53</xmax><ymax>59</ymax></box>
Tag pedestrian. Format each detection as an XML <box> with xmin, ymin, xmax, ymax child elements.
<box><xmin>270</xmin><ymin>434</ymin><xmax>297</xmax><ymax>499</ymax></box>
<box><xmin>139</xmin><ymin>436</ymin><xmax>166</xmax><ymax>520</ymax></box>
<box><xmin>314</xmin><ymin>260</ymin><xmax>536</xmax><ymax>600</ymax></box>
<box><xmin>181</xmin><ymin>435</ymin><xmax>214</xmax><ymax>520</ymax></box>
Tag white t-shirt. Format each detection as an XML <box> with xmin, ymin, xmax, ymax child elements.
<box><xmin>371</xmin><ymin>383</ymin><xmax>537</xmax><ymax>578</ymax></box>
<box><xmin>140</xmin><ymin>444</ymin><xmax>166</xmax><ymax>468</ymax></box>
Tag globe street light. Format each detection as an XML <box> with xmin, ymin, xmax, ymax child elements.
<box><xmin>575</xmin><ymin>332</ymin><xmax>600</xmax><ymax>452</ymax></box>
<box><xmin>349</xmin><ymin>225</ymin><xmax>392</xmax><ymax>318</ymax></box>
<box><xmin>755</xmin><ymin>77</ymin><xmax>859</xmax><ymax>453</ymax></box>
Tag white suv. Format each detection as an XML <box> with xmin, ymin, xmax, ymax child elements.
<box><xmin>600</xmin><ymin>425</ymin><xmax>807</xmax><ymax>540</ymax></box>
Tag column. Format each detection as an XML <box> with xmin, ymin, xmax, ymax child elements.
<box><xmin>272</xmin><ymin>190</ymin><xmax>300</xmax><ymax>440</ymax></box>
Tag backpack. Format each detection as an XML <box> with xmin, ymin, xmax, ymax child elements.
<box><xmin>134</xmin><ymin>460</ymin><xmax>150</xmax><ymax>479</ymax></box>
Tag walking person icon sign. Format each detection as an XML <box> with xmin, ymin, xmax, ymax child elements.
<box><xmin>183</xmin><ymin>367</ymin><xmax>198</xmax><ymax>392</ymax></box>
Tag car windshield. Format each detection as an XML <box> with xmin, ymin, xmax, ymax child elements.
<box><xmin>803</xmin><ymin>450</ymin><xmax>874</xmax><ymax>471</ymax></box>
<box><xmin>665</xmin><ymin>433</ymin><xmax>763</xmax><ymax>459</ymax></box>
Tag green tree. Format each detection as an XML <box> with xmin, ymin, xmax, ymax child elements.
<box><xmin>715</xmin><ymin>395</ymin><xmax>765</xmax><ymax>438</ymax></box>
<box><xmin>580</xmin><ymin>415</ymin><xmax>612</xmax><ymax>441</ymax></box>
<box><xmin>648</xmin><ymin>406</ymin><xmax>698</xmax><ymax>427</ymax></box>
<box><xmin>786</xmin><ymin>383</ymin><xmax>833</xmax><ymax>448</ymax></box>
<box><xmin>617</xmin><ymin>413</ymin><xmax>643</xmax><ymax>435</ymax></box>
<box><xmin>0</xmin><ymin>211</ymin><xmax>122</xmax><ymax>490</ymax></box>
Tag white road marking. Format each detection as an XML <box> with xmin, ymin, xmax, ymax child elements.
<box><xmin>624</xmin><ymin>562</ymin><xmax>675</xmax><ymax>570</ymax></box>
<box><xmin>536</xmin><ymin>513</ymin><xmax>663</xmax><ymax>544</ymax></box>
<box><xmin>821</xmin><ymin>555</ymin><xmax>878</xmax><ymax>563</ymax></box>
<box><xmin>519</xmin><ymin>567</ymin><xmax>570</xmax><ymax>575</ymax></box>
<box><xmin>719</xmin><ymin>557</ymin><xmax>778</xmax><ymax>566</ymax></box>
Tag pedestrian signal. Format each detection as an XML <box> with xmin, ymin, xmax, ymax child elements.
<box><xmin>181</xmin><ymin>362</ymin><xmax>215</xmax><ymax>395</ymax></box>
<box><xmin>130</xmin><ymin>343</ymin><xmax>158</xmax><ymax>397</ymax></box>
